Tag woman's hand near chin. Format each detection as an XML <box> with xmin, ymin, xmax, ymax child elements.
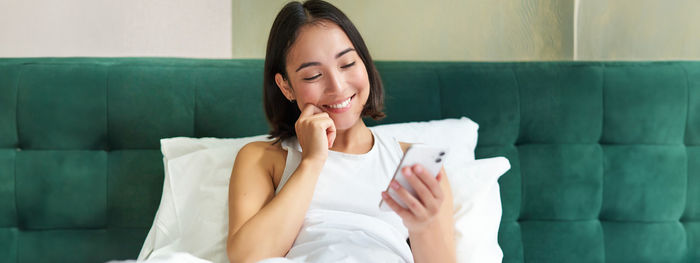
<box><xmin>227</xmin><ymin>103</ymin><xmax>338</xmax><ymax>263</ymax></box>
<box><xmin>296</xmin><ymin>103</ymin><xmax>336</xmax><ymax>164</ymax></box>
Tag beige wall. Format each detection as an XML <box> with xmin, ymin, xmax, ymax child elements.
<box><xmin>233</xmin><ymin>0</ymin><xmax>700</xmax><ymax>61</ymax></box>
<box><xmin>576</xmin><ymin>0</ymin><xmax>700</xmax><ymax>60</ymax></box>
<box><xmin>233</xmin><ymin>0</ymin><xmax>574</xmax><ymax>61</ymax></box>
<box><xmin>0</xmin><ymin>0</ymin><xmax>232</xmax><ymax>58</ymax></box>
<box><xmin>1</xmin><ymin>0</ymin><xmax>697</xmax><ymax>60</ymax></box>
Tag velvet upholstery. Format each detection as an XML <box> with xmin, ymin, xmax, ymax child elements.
<box><xmin>0</xmin><ymin>58</ymin><xmax>698</xmax><ymax>262</ymax></box>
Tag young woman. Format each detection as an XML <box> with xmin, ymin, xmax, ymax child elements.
<box><xmin>226</xmin><ymin>1</ymin><xmax>455</xmax><ymax>262</ymax></box>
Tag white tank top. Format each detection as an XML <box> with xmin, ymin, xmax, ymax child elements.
<box><xmin>273</xmin><ymin>128</ymin><xmax>414</xmax><ymax>263</ymax></box>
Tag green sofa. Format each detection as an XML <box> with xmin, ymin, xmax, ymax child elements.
<box><xmin>0</xmin><ymin>58</ymin><xmax>698</xmax><ymax>262</ymax></box>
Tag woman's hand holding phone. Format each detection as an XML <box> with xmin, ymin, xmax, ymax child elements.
<box><xmin>380</xmin><ymin>145</ymin><xmax>447</xmax><ymax>233</ymax></box>
<box><xmin>382</xmin><ymin>164</ymin><xmax>446</xmax><ymax>232</ymax></box>
<box><xmin>295</xmin><ymin>103</ymin><xmax>336</xmax><ymax>163</ymax></box>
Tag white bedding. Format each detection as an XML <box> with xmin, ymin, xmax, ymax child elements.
<box><xmin>106</xmin><ymin>252</ymin><xmax>212</xmax><ymax>263</ymax></box>
<box><xmin>134</xmin><ymin>117</ymin><xmax>506</xmax><ymax>263</ymax></box>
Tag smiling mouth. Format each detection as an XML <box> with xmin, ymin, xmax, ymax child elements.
<box><xmin>323</xmin><ymin>94</ymin><xmax>355</xmax><ymax>109</ymax></box>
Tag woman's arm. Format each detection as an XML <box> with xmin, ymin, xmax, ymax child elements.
<box><xmin>226</xmin><ymin>142</ymin><xmax>324</xmax><ymax>263</ymax></box>
<box><xmin>407</xmin><ymin>167</ymin><xmax>456</xmax><ymax>263</ymax></box>
<box><xmin>392</xmin><ymin>142</ymin><xmax>456</xmax><ymax>262</ymax></box>
<box><xmin>227</xmin><ymin>104</ymin><xmax>334</xmax><ymax>263</ymax></box>
<box><xmin>381</xmin><ymin>164</ymin><xmax>456</xmax><ymax>263</ymax></box>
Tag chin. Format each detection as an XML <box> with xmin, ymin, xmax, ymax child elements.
<box><xmin>331</xmin><ymin>114</ymin><xmax>361</xmax><ymax>131</ymax></box>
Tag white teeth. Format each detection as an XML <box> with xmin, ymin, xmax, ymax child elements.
<box><xmin>327</xmin><ymin>97</ymin><xmax>351</xmax><ymax>109</ymax></box>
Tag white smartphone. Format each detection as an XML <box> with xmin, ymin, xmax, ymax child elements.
<box><xmin>379</xmin><ymin>144</ymin><xmax>448</xmax><ymax>211</ymax></box>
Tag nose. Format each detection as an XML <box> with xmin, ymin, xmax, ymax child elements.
<box><xmin>324</xmin><ymin>70</ymin><xmax>343</xmax><ymax>94</ymax></box>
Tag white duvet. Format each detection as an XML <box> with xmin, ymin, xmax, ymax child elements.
<box><xmin>106</xmin><ymin>252</ymin><xmax>212</xmax><ymax>263</ymax></box>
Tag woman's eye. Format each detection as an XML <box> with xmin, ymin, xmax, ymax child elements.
<box><xmin>340</xmin><ymin>61</ymin><xmax>356</xmax><ymax>69</ymax></box>
<box><xmin>303</xmin><ymin>74</ymin><xmax>321</xmax><ymax>81</ymax></box>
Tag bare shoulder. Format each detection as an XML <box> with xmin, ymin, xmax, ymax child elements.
<box><xmin>240</xmin><ymin>139</ymin><xmax>286</xmax><ymax>152</ymax></box>
<box><xmin>235</xmin><ymin>140</ymin><xmax>287</xmax><ymax>184</ymax></box>
<box><xmin>237</xmin><ymin>140</ymin><xmax>289</xmax><ymax>161</ymax></box>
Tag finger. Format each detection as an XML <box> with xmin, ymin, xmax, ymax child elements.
<box><xmin>382</xmin><ymin>191</ymin><xmax>412</xmax><ymax>219</ymax></box>
<box><xmin>412</xmin><ymin>164</ymin><xmax>444</xmax><ymax>201</ymax></box>
<box><xmin>310</xmin><ymin>117</ymin><xmax>335</xmax><ymax>149</ymax></box>
<box><xmin>309</xmin><ymin>104</ymin><xmax>324</xmax><ymax>114</ymax></box>
<box><xmin>309</xmin><ymin>112</ymin><xmax>336</xmax><ymax>149</ymax></box>
<box><xmin>299</xmin><ymin>104</ymin><xmax>315</xmax><ymax>118</ymax></box>
<box><xmin>308</xmin><ymin>111</ymin><xmax>329</xmax><ymax>119</ymax></box>
<box><xmin>435</xmin><ymin>168</ymin><xmax>446</xmax><ymax>200</ymax></box>
<box><xmin>389</xmin><ymin>179</ymin><xmax>427</xmax><ymax>218</ymax></box>
<box><xmin>326</xmin><ymin>121</ymin><xmax>336</xmax><ymax>148</ymax></box>
<box><xmin>402</xmin><ymin>166</ymin><xmax>437</xmax><ymax>213</ymax></box>
<box><xmin>309</xmin><ymin>115</ymin><xmax>333</xmax><ymax>128</ymax></box>
<box><xmin>299</xmin><ymin>103</ymin><xmax>323</xmax><ymax>118</ymax></box>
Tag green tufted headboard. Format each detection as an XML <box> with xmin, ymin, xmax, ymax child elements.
<box><xmin>0</xmin><ymin>58</ymin><xmax>698</xmax><ymax>262</ymax></box>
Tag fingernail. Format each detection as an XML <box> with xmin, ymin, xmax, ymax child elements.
<box><xmin>390</xmin><ymin>181</ymin><xmax>399</xmax><ymax>189</ymax></box>
<box><xmin>414</xmin><ymin>165</ymin><xmax>423</xmax><ymax>173</ymax></box>
<box><xmin>404</xmin><ymin>169</ymin><xmax>412</xmax><ymax>177</ymax></box>
<box><xmin>382</xmin><ymin>192</ymin><xmax>388</xmax><ymax>198</ymax></box>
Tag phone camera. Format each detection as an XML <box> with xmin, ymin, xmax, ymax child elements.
<box><xmin>435</xmin><ymin>158</ymin><xmax>442</xmax><ymax>163</ymax></box>
<box><xmin>439</xmin><ymin>151</ymin><xmax>445</xmax><ymax>156</ymax></box>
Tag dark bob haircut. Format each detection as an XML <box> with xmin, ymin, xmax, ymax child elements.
<box><xmin>263</xmin><ymin>0</ymin><xmax>385</xmax><ymax>142</ymax></box>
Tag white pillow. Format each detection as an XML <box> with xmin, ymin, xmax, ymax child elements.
<box><xmin>138</xmin><ymin>117</ymin><xmax>508</xmax><ymax>263</ymax></box>
<box><xmin>452</xmin><ymin>157</ymin><xmax>509</xmax><ymax>263</ymax></box>
<box><xmin>370</xmin><ymin>117</ymin><xmax>478</xmax><ymax>171</ymax></box>
<box><xmin>138</xmin><ymin>135</ymin><xmax>271</xmax><ymax>263</ymax></box>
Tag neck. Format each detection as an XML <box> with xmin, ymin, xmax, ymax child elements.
<box><xmin>329</xmin><ymin>120</ymin><xmax>373</xmax><ymax>154</ymax></box>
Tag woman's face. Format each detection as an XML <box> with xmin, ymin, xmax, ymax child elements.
<box><xmin>276</xmin><ymin>21</ymin><xmax>370</xmax><ymax>131</ymax></box>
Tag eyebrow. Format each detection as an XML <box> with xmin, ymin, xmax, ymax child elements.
<box><xmin>335</xmin><ymin>47</ymin><xmax>355</xmax><ymax>59</ymax></box>
<box><xmin>295</xmin><ymin>62</ymin><xmax>320</xmax><ymax>72</ymax></box>
<box><xmin>294</xmin><ymin>47</ymin><xmax>356</xmax><ymax>72</ymax></box>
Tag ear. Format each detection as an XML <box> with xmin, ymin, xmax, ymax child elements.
<box><xmin>275</xmin><ymin>73</ymin><xmax>294</xmax><ymax>101</ymax></box>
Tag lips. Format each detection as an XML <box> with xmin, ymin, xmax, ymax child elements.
<box><xmin>322</xmin><ymin>94</ymin><xmax>355</xmax><ymax>113</ymax></box>
<box><xmin>323</xmin><ymin>94</ymin><xmax>355</xmax><ymax>108</ymax></box>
